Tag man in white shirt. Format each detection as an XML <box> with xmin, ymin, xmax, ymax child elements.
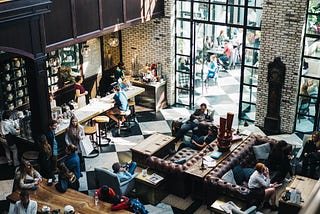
<box><xmin>13</xmin><ymin>190</ymin><xmax>37</xmax><ymax>214</ymax></box>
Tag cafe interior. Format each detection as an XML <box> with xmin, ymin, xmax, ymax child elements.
<box><xmin>0</xmin><ymin>0</ymin><xmax>319</xmax><ymax>213</ymax></box>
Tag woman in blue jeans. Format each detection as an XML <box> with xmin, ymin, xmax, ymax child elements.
<box><xmin>112</xmin><ymin>162</ymin><xmax>137</xmax><ymax>182</ymax></box>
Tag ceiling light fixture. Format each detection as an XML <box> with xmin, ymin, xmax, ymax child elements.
<box><xmin>108</xmin><ymin>33</ymin><xmax>119</xmax><ymax>47</ymax></box>
<box><xmin>81</xmin><ymin>43</ymin><xmax>91</xmax><ymax>57</ymax></box>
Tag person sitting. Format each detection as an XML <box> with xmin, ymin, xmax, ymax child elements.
<box><xmin>113</xmin><ymin>62</ymin><xmax>125</xmax><ymax>83</ymax></box>
<box><xmin>173</xmin><ymin>103</ymin><xmax>212</xmax><ymax>143</ymax></box>
<box><xmin>177</xmin><ymin>125</ymin><xmax>217</xmax><ymax>151</ymax></box>
<box><xmin>15</xmin><ymin>160</ymin><xmax>42</xmax><ymax>190</ymax></box>
<box><xmin>13</xmin><ymin>190</ymin><xmax>37</xmax><ymax>214</ymax></box>
<box><xmin>106</xmin><ymin>85</ymin><xmax>129</xmax><ymax>126</ymax></box>
<box><xmin>63</xmin><ymin>144</ymin><xmax>81</xmax><ymax>180</ymax></box>
<box><xmin>248</xmin><ymin>163</ymin><xmax>280</xmax><ymax>211</ymax></box>
<box><xmin>267</xmin><ymin>140</ymin><xmax>293</xmax><ymax>183</ymax></box>
<box><xmin>219</xmin><ymin>40</ymin><xmax>233</xmax><ymax>69</ymax></box>
<box><xmin>112</xmin><ymin>161</ymin><xmax>137</xmax><ymax>183</ymax></box>
<box><xmin>55</xmin><ymin>162</ymin><xmax>79</xmax><ymax>192</ymax></box>
<box><xmin>301</xmin><ymin>131</ymin><xmax>320</xmax><ymax>178</ymax></box>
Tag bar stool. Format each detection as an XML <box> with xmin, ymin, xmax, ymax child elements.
<box><xmin>128</xmin><ymin>100</ymin><xmax>136</xmax><ymax>124</ymax></box>
<box><xmin>84</xmin><ymin>125</ymin><xmax>99</xmax><ymax>158</ymax></box>
<box><xmin>22</xmin><ymin>151</ymin><xmax>40</xmax><ymax>171</ymax></box>
<box><xmin>92</xmin><ymin>116</ymin><xmax>111</xmax><ymax>147</ymax></box>
<box><xmin>117</xmin><ymin>109</ymin><xmax>132</xmax><ymax>135</ymax></box>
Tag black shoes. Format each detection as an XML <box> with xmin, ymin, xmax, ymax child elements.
<box><xmin>270</xmin><ymin>205</ymin><xmax>278</xmax><ymax>211</ymax></box>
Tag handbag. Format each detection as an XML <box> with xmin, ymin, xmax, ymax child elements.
<box><xmin>79</xmin><ymin>135</ymin><xmax>94</xmax><ymax>157</ymax></box>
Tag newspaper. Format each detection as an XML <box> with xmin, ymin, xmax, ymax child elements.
<box><xmin>146</xmin><ymin>173</ymin><xmax>164</xmax><ymax>184</ymax></box>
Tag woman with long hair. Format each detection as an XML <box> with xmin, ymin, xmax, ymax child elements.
<box><xmin>74</xmin><ymin>75</ymin><xmax>88</xmax><ymax>108</ymax></box>
<box><xmin>302</xmin><ymin>131</ymin><xmax>320</xmax><ymax>178</ymax></box>
<box><xmin>65</xmin><ymin>115</ymin><xmax>85</xmax><ymax>152</ymax></box>
<box><xmin>38</xmin><ymin>134</ymin><xmax>55</xmax><ymax>180</ymax></box>
<box><xmin>15</xmin><ymin>160</ymin><xmax>42</xmax><ymax>190</ymax></box>
<box><xmin>55</xmin><ymin>162</ymin><xmax>79</xmax><ymax>192</ymax></box>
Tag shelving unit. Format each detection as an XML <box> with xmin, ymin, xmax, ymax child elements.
<box><xmin>0</xmin><ymin>56</ymin><xmax>29</xmax><ymax>110</ymax></box>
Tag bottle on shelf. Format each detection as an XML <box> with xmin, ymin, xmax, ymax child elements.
<box><xmin>94</xmin><ymin>191</ymin><xmax>99</xmax><ymax>205</ymax></box>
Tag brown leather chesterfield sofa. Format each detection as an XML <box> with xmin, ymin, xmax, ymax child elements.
<box><xmin>204</xmin><ymin>135</ymin><xmax>279</xmax><ymax>205</ymax></box>
<box><xmin>146</xmin><ymin>143</ymin><xmax>216</xmax><ymax>197</ymax></box>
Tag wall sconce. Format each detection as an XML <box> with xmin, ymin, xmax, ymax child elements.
<box><xmin>81</xmin><ymin>43</ymin><xmax>91</xmax><ymax>58</ymax></box>
<box><xmin>108</xmin><ymin>33</ymin><xmax>119</xmax><ymax>47</ymax></box>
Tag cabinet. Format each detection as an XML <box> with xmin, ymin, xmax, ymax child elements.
<box><xmin>0</xmin><ymin>56</ymin><xmax>29</xmax><ymax>110</ymax></box>
<box><xmin>47</xmin><ymin>45</ymin><xmax>80</xmax><ymax>93</ymax></box>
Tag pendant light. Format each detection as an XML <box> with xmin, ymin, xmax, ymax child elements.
<box><xmin>108</xmin><ymin>33</ymin><xmax>119</xmax><ymax>47</ymax></box>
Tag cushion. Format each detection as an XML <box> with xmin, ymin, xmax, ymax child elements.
<box><xmin>253</xmin><ymin>143</ymin><xmax>271</xmax><ymax>160</ymax></box>
<box><xmin>232</xmin><ymin>166</ymin><xmax>245</xmax><ymax>185</ymax></box>
<box><xmin>242</xmin><ymin>168</ymin><xmax>255</xmax><ymax>182</ymax></box>
<box><xmin>221</xmin><ymin>169</ymin><xmax>236</xmax><ymax>185</ymax></box>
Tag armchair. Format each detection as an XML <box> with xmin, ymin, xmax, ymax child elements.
<box><xmin>94</xmin><ymin>167</ymin><xmax>137</xmax><ymax>196</ymax></box>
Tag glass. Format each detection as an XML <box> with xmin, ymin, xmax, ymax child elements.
<box><xmin>176</xmin><ymin>20</ymin><xmax>191</xmax><ymax>38</ymax></box>
<box><xmin>242</xmin><ymin>85</ymin><xmax>257</xmax><ymax>103</ymax></box>
<box><xmin>306</xmin><ymin>15</ymin><xmax>320</xmax><ymax>35</ymax></box>
<box><xmin>229</xmin><ymin>0</ymin><xmax>245</xmax><ymax>6</ymax></box>
<box><xmin>240</xmin><ymin>102</ymin><xmax>256</xmax><ymax>121</ymax></box>
<box><xmin>247</xmin><ymin>8</ymin><xmax>262</xmax><ymax>27</ymax></box>
<box><xmin>193</xmin><ymin>2</ymin><xmax>209</xmax><ymax>21</ymax></box>
<box><xmin>210</xmin><ymin>4</ymin><xmax>227</xmax><ymax>23</ymax></box>
<box><xmin>176</xmin><ymin>38</ymin><xmax>191</xmax><ymax>55</ymax></box>
<box><xmin>243</xmin><ymin>67</ymin><xmax>258</xmax><ymax>86</ymax></box>
<box><xmin>176</xmin><ymin>71</ymin><xmax>190</xmax><ymax>89</ymax></box>
<box><xmin>176</xmin><ymin>56</ymin><xmax>191</xmax><ymax>72</ymax></box>
<box><xmin>176</xmin><ymin>1</ymin><xmax>191</xmax><ymax>19</ymax></box>
<box><xmin>300</xmin><ymin>78</ymin><xmax>319</xmax><ymax>97</ymax></box>
<box><xmin>176</xmin><ymin>88</ymin><xmax>190</xmax><ymax>106</ymax></box>
<box><xmin>245</xmin><ymin>29</ymin><xmax>261</xmax><ymax>48</ymax></box>
<box><xmin>228</xmin><ymin>6</ymin><xmax>244</xmax><ymax>25</ymax></box>
<box><xmin>244</xmin><ymin>48</ymin><xmax>259</xmax><ymax>67</ymax></box>
<box><xmin>304</xmin><ymin>37</ymin><xmax>320</xmax><ymax>58</ymax></box>
<box><xmin>302</xmin><ymin>58</ymin><xmax>320</xmax><ymax>78</ymax></box>
<box><xmin>211</xmin><ymin>0</ymin><xmax>226</xmax><ymax>3</ymax></box>
<box><xmin>248</xmin><ymin>0</ymin><xmax>263</xmax><ymax>7</ymax></box>
<box><xmin>308</xmin><ymin>0</ymin><xmax>320</xmax><ymax>13</ymax></box>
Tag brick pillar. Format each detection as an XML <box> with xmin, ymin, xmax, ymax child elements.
<box><xmin>121</xmin><ymin>0</ymin><xmax>175</xmax><ymax>105</ymax></box>
<box><xmin>255</xmin><ymin>0</ymin><xmax>307</xmax><ymax>133</ymax></box>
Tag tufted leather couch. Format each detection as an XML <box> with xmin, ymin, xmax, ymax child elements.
<box><xmin>204</xmin><ymin>135</ymin><xmax>279</xmax><ymax>205</ymax></box>
<box><xmin>146</xmin><ymin>143</ymin><xmax>216</xmax><ymax>197</ymax></box>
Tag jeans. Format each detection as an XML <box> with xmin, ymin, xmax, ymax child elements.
<box><xmin>174</xmin><ymin>121</ymin><xmax>197</xmax><ymax>142</ymax></box>
<box><xmin>2</xmin><ymin>141</ymin><xmax>19</xmax><ymax>166</ymax></box>
<box><xmin>127</xmin><ymin>161</ymin><xmax>137</xmax><ymax>175</ymax></box>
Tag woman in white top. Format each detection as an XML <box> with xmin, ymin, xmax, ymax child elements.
<box><xmin>248</xmin><ymin>163</ymin><xmax>279</xmax><ymax>211</ymax></box>
<box><xmin>65</xmin><ymin>115</ymin><xmax>85</xmax><ymax>152</ymax></box>
<box><xmin>15</xmin><ymin>160</ymin><xmax>42</xmax><ymax>190</ymax></box>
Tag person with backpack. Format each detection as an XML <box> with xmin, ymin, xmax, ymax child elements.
<box><xmin>55</xmin><ymin>162</ymin><xmax>79</xmax><ymax>192</ymax></box>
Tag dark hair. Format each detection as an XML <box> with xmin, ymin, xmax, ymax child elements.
<box><xmin>20</xmin><ymin>190</ymin><xmax>29</xmax><ymax>198</ymax></box>
<box><xmin>113</xmin><ymin>85</ymin><xmax>120</xmax><ymax>92</ymax></box>
<box><xmin>75</xmin><ymin>76</ymin><xmax>82</xmax><ymax>83</ymax></box>
<box><xmin>118</xmin><ymin>62</ymin><xmax>124</xmax><ymax>68</ymax></box>
<box><xmin>112</xmin><ymin>162</ymin><xmax>121</xmax><ymax>173</ymax></box>
<box><xmin>200</xmin><ymin>103</ymin><xmax>207</xmax><ymax>108</ymax></box>
<box><xmin>49</xmin><ymin>119</ymin><xmax>58</xmax><ymax>127</ymax></box>
<box><xmin>2</xmin><ymin>110</ymin><xmax>11</xmax><ymax>120</ymax></box>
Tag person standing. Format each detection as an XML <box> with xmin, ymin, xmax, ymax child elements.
<box><xmin>0</xmin><ymin>110</ymin><xmax>20</xmax><ymax>166</ymax></box>
<box><xmin>13</xmin><ymin>190</ymin><xmax>37</xmax><ymax>214</ymax></box>
<box><xmin>106</xmin><ymin>85</ymin><xmax>129</xmax><ymax>126</ymax></box>
<box><xmin>38</xmin><ymin>134</ymin><xmax>55</xmax><ymax>180</ymax></box>
<box><xmin>64</xmin><ymin>144</ymin><xmax>81</xmax><ymax>181</ymax></box>
<box><xmin>74</xmin><ymin>75</ymin><xmax>88</xmax><ymax>108</ymax></box>
<box><xmin>113</xmin><ymin>62</ymin><xmax>125</xmax><ymax>83</ymax></box>
<box><xmin>65</xmin><ymin>116</ymin><xmax>85</xmax><ymax>151</ymax></box>
<box><xmin>47</xmin><ymin>119</ymin><xmax>58</xmax><ymax>173</ymax></box>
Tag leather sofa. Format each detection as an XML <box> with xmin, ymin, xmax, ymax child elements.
<box><xmin>204</xmin><ymin>135</ymin><xmax>279</xmax><ymax>205</ymax></box>
<box><xmin>146</xmin><ymin>142</ymin><xmax>216</xmax><ymax>197</ymax></box>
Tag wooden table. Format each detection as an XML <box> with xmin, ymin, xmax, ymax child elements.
<box><xmin>278</xmin><ymin>175</ymin><xmax>318</xmax><ymax>214</ymax></box>
<box><xmin>131</xmin><ymin>133</ymin><xmax>175</xmax><ymax>167</ymax></box>
<box><xmin>55</xmin><ymin>85</ymin><xmax>145</xmax><ymax>135</ymax></box>
<box><xmin>6</xmin><ymin>180</ymin><xmax>130</xmax><ymax>214</ymax></box>
<box><xmin>135</xmin><ymin>172</ymin><xmax>167</xmax><ymax>205</ymax></box>
<box><xmin>185</xmin><ymin>137</ymin><xmax>244</xmax><ymax>200</ymax></box>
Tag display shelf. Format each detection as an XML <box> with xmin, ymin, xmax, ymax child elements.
<box><xmin>0</xmin><ymin>56</ymin><xmax>29</xmax><ymax>110</ymax></box>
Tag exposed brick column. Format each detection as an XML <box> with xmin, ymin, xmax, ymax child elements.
<box><xmin>121</xmin><ymin>0</ymin><xmax>175</xmax><ymax>105</ymax></box>
<box><xmin>255</xmin><ymin>0</ymin><xmax>307</xmax><ymax>133</ymax></box>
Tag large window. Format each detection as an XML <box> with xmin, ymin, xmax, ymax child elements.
<box><xmin>175</xmin><ymin>0</ymin><xmax>263</xmax><ymax>123</ymax></box>
<box><xmin>295</xmin><ymin>0</ymin><xmax>320</xmax><ymax>133</ymax></box>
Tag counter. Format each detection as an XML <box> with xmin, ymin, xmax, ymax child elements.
<box><xmin>129</xmin><ymin>78</ymin><xmax>167</xmax><ymax>112</ymax></box>
<box><xmin>54</xmin><ymin>85</ymin><xmax>145</xmax><ymax>135</ymax></box>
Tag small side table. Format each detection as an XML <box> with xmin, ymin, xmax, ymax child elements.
<box><xmin>135</xmin><ymin>172</ymin><xmax>167</xmax><ymax>205</ymax></box>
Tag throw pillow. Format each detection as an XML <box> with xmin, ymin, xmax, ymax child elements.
<box><xmin>242</xmin><ymin>168</ymin><xmax>255</xmax><ymax>182</ymax></box>
<box><xmin>253</xmin><ymin>143</ymin><xmax>271</xmax><ymax>161</ymax></box>
<box><xmin>232</xmin><ymin>165</ymin><xmax>245</xmax><ymax>185</ymax></box>
<box><xmin>221</xmin><ymin>169</ymin><xmax>236</xmax><ymax>185</ymax></box>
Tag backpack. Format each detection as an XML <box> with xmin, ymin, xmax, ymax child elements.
<box><xmin>96</xmin><ymin>185</ymin><xmax>121</xmax><ymax>205</ymax></box>
<box><xmin>129</xmin><ymin>198</ymin><xmax>148</xmax><ymax>214</ymax></box>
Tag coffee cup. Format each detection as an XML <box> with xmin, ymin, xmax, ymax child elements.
<box><xmin>142</xmin><ymin>169</ymin><xmax>147</xmax><ymax>177</ymax></box>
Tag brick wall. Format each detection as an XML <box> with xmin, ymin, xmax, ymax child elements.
<box><xmin>121</xmin><ymin>0</ymin><xmax>176</xmax><ymax>105</ymax></box>
<box><xmin>255</xmin><ymin>0</ymin><xmax>307</xmax><ymax>132</ymax></box>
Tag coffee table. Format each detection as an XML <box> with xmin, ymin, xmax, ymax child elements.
<box><xmin>278</xmin><ymin>175</ymin><xmax>318</xmax><ymax>214</ymax></box>
<box><xmin>135</xmin><ymin>172</ymin><xmax>167</xmax><ymax>205</ymax></box>
<box><xmin>131</xmin><ymin>133</ymin><xmax>175</xmax><ymax>167</ymax></box>
<box><xmin>185</xmin><ymin>137</ymin><xmax>244</xmax><ymax>200</ymax></box>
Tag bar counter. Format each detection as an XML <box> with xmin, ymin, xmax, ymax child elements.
<box><xmin>54</xmin><ymin>85</ymin><xmax>145</xmax><ymax>136</ymax></box>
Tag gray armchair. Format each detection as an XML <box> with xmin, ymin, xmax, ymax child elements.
<box><xmin>94</xmin><ymin>167</ymin><xmax>137</xmax><ymax>196</ymax></box>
